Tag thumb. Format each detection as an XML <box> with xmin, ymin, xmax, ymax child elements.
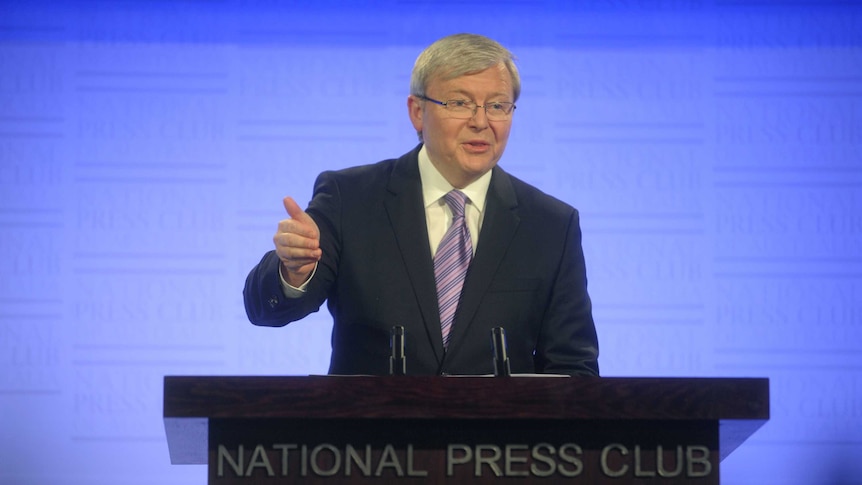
<box><xmin>282</xmin><ymin>196</ymin><xmax>311</xmax><ymax>222</ymax></box>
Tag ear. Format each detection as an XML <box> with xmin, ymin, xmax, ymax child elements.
<box><xmin>407</xmin><ymin>95</ymin><xmax>424</xmax><ymax>133</ymax></box>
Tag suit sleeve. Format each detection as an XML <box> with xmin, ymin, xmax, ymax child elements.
<box><xmin>534</xmin><ymin>209</ymin><xmax>600</xmax><ymax>376</ymax></box>
<box><xmin>242</xmin><ymin>172</ymin><xmax>342</xmax><ymax>327</ymax></box>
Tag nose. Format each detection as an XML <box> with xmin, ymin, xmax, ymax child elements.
<box><xmin>468</xmin><ymin>105</ymin><xmax>490</xmax><ymax>129</ymax></box>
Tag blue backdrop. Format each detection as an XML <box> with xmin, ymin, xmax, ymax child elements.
<box><xmin>1</xmin><ymin>1</ymin><xmax>860</xmax><ymax>484</ymax></box>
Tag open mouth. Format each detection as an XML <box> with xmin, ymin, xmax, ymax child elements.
<box><xmin>464</xmin><ymin>141</ymin><xmax>490</xmax><ymax>151</ymax></box>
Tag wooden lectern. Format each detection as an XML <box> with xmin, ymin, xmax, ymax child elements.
<box><xmin>163</xmin><ymin>376</ymin><xmax>768</xmax><ymax>484</ymax></box>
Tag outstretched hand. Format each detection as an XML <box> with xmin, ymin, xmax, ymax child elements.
<box><xmin>273</xmin><ymin>196</ymin><xmax>322</xmax><ymax>287</ymax></box>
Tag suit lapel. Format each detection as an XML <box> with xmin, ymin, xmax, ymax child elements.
<box><xmin>446</xmin><ymin>166</ymin><xmax>520</xmax><ymax>354</ymax></box>
<box><xmin>383</xmin><ymin>146</ymin><xmax>447</xmax><ymax>364</ymax></box>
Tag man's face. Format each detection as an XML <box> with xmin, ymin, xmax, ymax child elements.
<box><xmin>408</xmin><ymin>63</ymin><xmax>514</xmax><ymax>189</ymax></box>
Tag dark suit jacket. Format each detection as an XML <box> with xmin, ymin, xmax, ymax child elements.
<box><xmin>244</xmin><ymin>145</ymin><xmax>599</xmax><ymax>376</ymax></box>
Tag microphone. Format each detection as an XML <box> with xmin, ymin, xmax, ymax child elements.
<box><xmin>491</xmin><ymin>327</ymin><xmax>511</xmax><ymax>377</ymax></box>
<box><xmin>390</xmin><ymin>326</ymin><xmax>406</xmax><ymax>375</ymax></box>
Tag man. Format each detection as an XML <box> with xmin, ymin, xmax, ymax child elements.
<box><xmin>244</xmin><ymin>33</ymin><xmax>599</xmax><ymax>376</ymax></box>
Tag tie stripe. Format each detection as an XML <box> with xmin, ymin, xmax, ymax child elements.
<box><xmin>434</xmin><ymin>190</ymin><xmax>472</xmax><ymax>349</ymax></box>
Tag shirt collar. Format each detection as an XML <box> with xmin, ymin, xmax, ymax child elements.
<box><xmin>418</xmin><ymin>145</ymin><xmax>492</xmax><ymax>212</ymax></box>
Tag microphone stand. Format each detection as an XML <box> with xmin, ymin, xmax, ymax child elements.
<box><xmin>390</xmin><ymin>326</ymin><xmax>406</xmax><ymax>375</ymax></box>
<box><xmin>492</xmin><ymin>327</ymin><xmax>511</xmax><ymax>377</ymax></box>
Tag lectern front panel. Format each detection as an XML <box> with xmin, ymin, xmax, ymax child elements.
<box><xmin>208</xmin><ymin>418</ymin><xmax>719</xmax><ymax>485</ymax></box>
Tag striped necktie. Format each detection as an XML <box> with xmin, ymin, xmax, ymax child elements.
<box><xmin>434</xmin><ymin>190</ymin><xmax>472</xmax><ymax>349</ymax></box>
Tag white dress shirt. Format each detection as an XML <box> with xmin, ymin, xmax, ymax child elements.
<box><xmin>417</xmin><ymin>145</ymin><xmax>491</xmax><ymax>257</ymax></box>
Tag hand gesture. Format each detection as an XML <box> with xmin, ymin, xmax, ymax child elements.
<box><xmin>273</xmin><ymin>197</ymin><xmax>322</xmax><ymax>287</ymax></box>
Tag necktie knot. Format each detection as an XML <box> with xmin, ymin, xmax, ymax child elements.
<box><xmin>443</xmin><ymin>190</ymin><xmax>468</xmax><ymax>219</ymax></box>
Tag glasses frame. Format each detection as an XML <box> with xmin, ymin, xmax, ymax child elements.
<box><xmin>417</xmin><ymin>95</ymin><xmax>516</xmax><ymax>120</ymax></box>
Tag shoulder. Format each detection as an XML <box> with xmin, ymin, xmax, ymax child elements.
<box><xmin>309</xmin><ymin>146</ymin><xmax>421</xmax><ymax>211</ymax></box>
<box><xmin>316</xmin><ymin>158</ymin><xmax>395</xmax><ymax>187</ymax></box>
<box><xmin>317</xmin><ymin>145</ymin><xmax>420</xmax><ymax>187</ymax></box>
<box><xmin>494</xmin><ymin>166</ymin><xmax>578</xmax><ymax>220</ymax></box>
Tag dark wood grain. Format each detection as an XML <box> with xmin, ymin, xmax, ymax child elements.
<box><xmin>163</xmin><ymin>376</ymin><xmax>769</xmax><ymax>466</ymax></box>
<box><xmin>164</xmin><ymin>376</ymin><xmax>768</xmax><ymax>420</ymax></box>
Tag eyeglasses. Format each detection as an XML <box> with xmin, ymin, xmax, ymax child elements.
<box><xmin>418</xmin><ymin>95</ymin><xmax>516</xmax><ymax>121</ymax></box>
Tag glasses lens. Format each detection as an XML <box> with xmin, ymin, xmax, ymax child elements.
<box><xmin>445</xmin><ymin>99</ymin><xmax>474</xmax><ymax>118</ymax></box>
<box><xmin>442</xmin><ymin>99</ymin><xmax>515</xmax><ymax>120</ymax></box>
<box><xmin>486</xmin><ymin>103</ymin><xmax>514</xmax><ymax>120</ymax></box>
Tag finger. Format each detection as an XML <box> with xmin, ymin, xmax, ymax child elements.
<box><xmin>273</xmin><ymin>231</ymin><xmax>320</xmax><ymax>251</ymax></box>
<box><xmin>276</xmin><ymin>247</ymin><xmax>321</xmax><ymax>265</ymax></box>
<box><xmin>281</xmin><ymin>256</ymin><xmax>320</xmax><ymax>269</ymax></box>
<box><xmin>276</xmin><ymin>219</ymin><xmax>320</xmax><ymax>242</ymax></box>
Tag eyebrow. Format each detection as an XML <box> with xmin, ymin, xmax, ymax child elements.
<box><xmin>446</xmin><ymin>89</ymin><xmax>512</xmax><ymax>101</ymax></box>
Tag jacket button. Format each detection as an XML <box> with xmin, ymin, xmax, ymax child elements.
<box><xmin>268</xmin><ymin>296</ymin><xmax>279</xmax><ymax>308</ymax></box>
